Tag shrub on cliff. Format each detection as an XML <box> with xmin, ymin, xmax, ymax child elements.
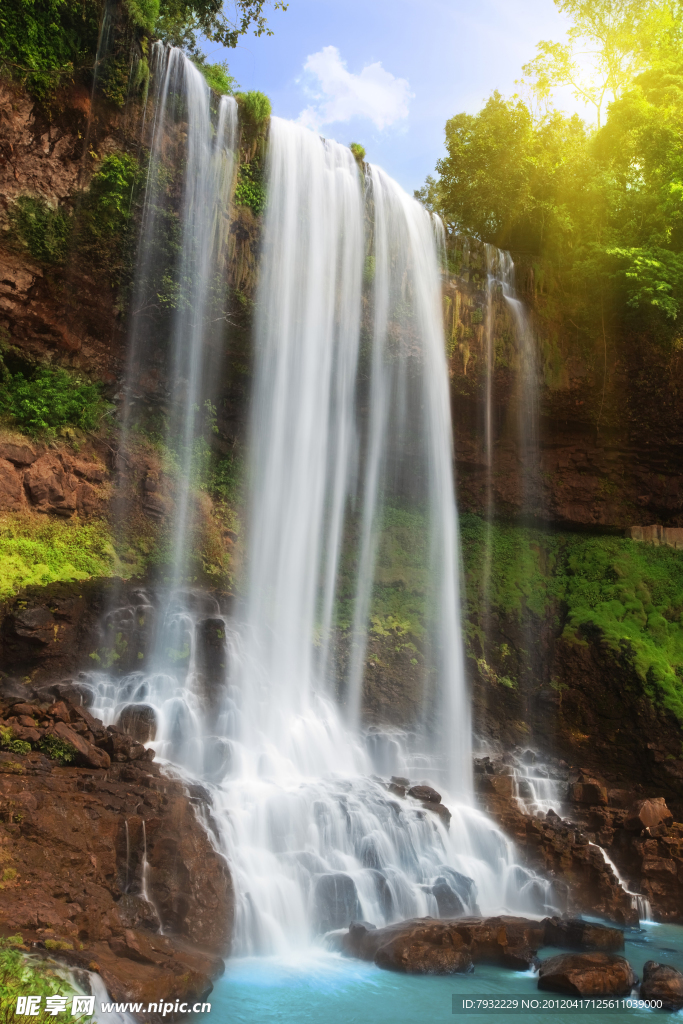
<box><xmin>0</xmin><ymin>363</ymin><xmax>106</xmax><ymax>439</ymax></box>
<box><xmin>9</xmin><ymin>198</ymin><xmax>72</xmax><ymax>265</ymax></box>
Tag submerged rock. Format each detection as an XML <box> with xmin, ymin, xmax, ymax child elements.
<box><xmin>538</xmin><ymin>952</ymin><xmax>637</xmax><ymax>997</ymax></box>
<box><xmin>640</xmin><ymin>961</ymin><xmax>683</xmax><ymax>1010</ymax></box>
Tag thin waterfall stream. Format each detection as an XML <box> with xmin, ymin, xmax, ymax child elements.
<box><xmin>88</xmin><ymin>56</ymin><xmax>557</xmax><ymax>964</ymax></box>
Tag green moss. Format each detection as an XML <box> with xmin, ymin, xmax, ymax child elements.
<box><xmin>460</xmin><ymin>512</ymin><xmax>683</xmax><ymax>723</ymax></box>
<box><xmin>0</xmin><ymin>514</ymin><xmax>116</xmax><ymax>600</ymax></box>
<box><xmin>350</xmin><ymin>142</ymin><xmax>365</xmax><ymax>164</ymax></box>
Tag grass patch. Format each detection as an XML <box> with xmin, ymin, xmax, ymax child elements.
<box><xmin>460</xmin><ymin>512</ymin><xmax>683</xmax><ymax>723</ymax></box>
<box><xmin>0</xmin><ymin>514</ymin><xmax>116</xmax><ymax>600</ymax></box>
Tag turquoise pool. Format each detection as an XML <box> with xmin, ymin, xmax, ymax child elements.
<box><xmin>197</xmin><ymin>922</ymin><xmax>683</xmax><ymax>1023</ymax></box>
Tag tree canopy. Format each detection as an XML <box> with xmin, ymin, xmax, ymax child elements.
<box><xmin>418</xmin><ymin>0</ymin><xmax>683</xmax><ymax>345</ymax></box>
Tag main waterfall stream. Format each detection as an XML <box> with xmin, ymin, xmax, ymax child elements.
<box><xmin>84</xmin><ymin>49</ymin><xmax>567</xmax><ymax>1011</ymax></box>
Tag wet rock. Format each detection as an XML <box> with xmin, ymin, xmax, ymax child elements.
<box><xmin>24</xmin><ymin>454</ymin><xmax>78</xmax><ymax>516</ymax></box>
<box><xmin>375</xmin><ymin>933</ymin><xmax>473</xmax><ymax>975</ymax></box>
<box><xmin>625</xmin><ymin>798</ymin><xmax>673</xmax><ymax>832</ymax></box>
<box><xmin>100</xmin><ymin>727</ymin><xmax>152</xmax><ymax>763</ymax></box>
<box><xmin>115</xmin><ymin>894</ymin><xmax>160</xmax><ymax>933</ymax></box>
<box><xmin>313</xmin><ymin>873</ymin><xmax>362</xmax><ymax>933</ymax></box>
<box><xmin>342</xmin><ymin>916</ymin><xmax>545</xmax><ymax>973</ymax></box>
<box><xmin>195</xmin><ymin>618</ymin><xmax>228</xmax><ymax>712</ymax></box>
<box><xmin>117</xmin><ymin>704</ymin><xmax>157</xmax><ymax>744</ymax></box>
<box><xmin>569</xmin><ymin>779</ymin><xmax>608</xmax><ymax>805</ymax></box>
<box><xmin>407</xmin><ymin>785</ymin><xmax>441</xmax><ymax>804</ymax></box>
<box><xmin>538</xmin><ymin>952</ymin><xmax>637</xmax><ymax>997</ymax></box>
<box><xmin>425</xmin><ymin>802</ymin><xmax>452</xmax><ymax>826</ymax></box>
<box><xmin>432</xmin><ymin>877</ymin><xmax>466</xmax><ymax>916</ymax></box>
<box><xmin>51</xmin><ymin>721</ymin><xmax>111</xmax><ymax>769</ymax></box>
<box><xmin>91</xmin><ymin>931</ymin><xmax>222</xmax><ymax>1010</ymax></box>
<box><xmin>543</xmin><ymin>918</ymin><xmax>624</xmax><ymax>952</ymax></box>
<box><xmin>0</xmin><ymin>458</ymin><xmax>24</xmax><ymax>510</ymax></box>
<box><xmin>640</xmin><ymin>961</ymin><xmax>683</xmax><ymax>1010</ymax></box>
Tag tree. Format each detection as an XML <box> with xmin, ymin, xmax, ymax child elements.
<box><xmin>520</xmin><ymin>0</ymin><xmax>679</xmax><ymax>127</ymax></box>
<box><xmin>156</xmin><ymin>0</ymin><xmax>288</xmax><ymax>58</ymax></box>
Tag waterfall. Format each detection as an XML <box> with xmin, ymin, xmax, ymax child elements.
<box><xmin>119</xmin><ymin>44</ymin><xmax>238</xmax><ymax>584</ymax></box>
<box><xmin>88</xmin><ymin>105</ymin><xmax>556</xmax><ymax>961</ymax></box>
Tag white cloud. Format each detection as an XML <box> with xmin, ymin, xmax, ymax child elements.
<box><xmin>297</xmin><ymin>46</ymin><xmax>412</xmax><ymax>132</ymax></box>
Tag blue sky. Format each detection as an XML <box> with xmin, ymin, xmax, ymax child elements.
<box><xmin>209</xmin><ymin>0</ymin><xmax>576</xmax><ymax>194</ymax></box>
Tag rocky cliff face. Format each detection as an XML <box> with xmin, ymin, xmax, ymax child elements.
<box><xmin>446</xmin><ymin>241</ymin><xmax>683</xmax><ymax>532</ymax></box>
<box><xmin>0</xmin><ymin>682</ymin><xmax>232</xmax><ymax>1015</ymax></box>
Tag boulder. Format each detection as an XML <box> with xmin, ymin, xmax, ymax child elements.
<box><xmin>0</xmin><ymin>458</ymin><xmax>24</xmax><ymax>511</ymax></box>
<box><xmin>640</xmin><ymin>961</ymin><xmax>683</xmax><ymax>1011</ymax></box>
<box><xmin>313</xmin><ymin>873</ymin><xmax>362</xmax><ymax>933</ymax></box>
<box><xmin>625</xmin><ymin>797</ymin><xmax>673</xmax><ymax>832</ymax></box>
<box><xmin>100</xmin><ymin>727</ymin><xmax>152</xmax><ymax>763</ymax></box>
<box><xmin>117</xmin><ymin>704</ymin><xmax>157</xmax><ymax>744</ymax></box>
<box><xmin>342</xmin><ymin>916</ymin><xmax>545</xmax><ymax>974</ymax></box>
<box><xmin>543</xmin><ymin>917</ymin><xmax>624</xmax><ymax>952</ymax></box>
<box><xmin>407</xmin><ymin>785</ymin><xmax>441</xmax><ymax>804</ymax></box>
<box><xmin>432</xmin><ymin>877</ymin><xmax>466</xmax><ymax>917</ymax></box>
<box><xmin>568</xmin><ymin>781</ymin><xmax>608</xmax><ymax>805</ymax></box>
<box><xmin>0</xmin><ymin>441</ymin><xmax>36</xmax><ymax>466</ymax></box>
<box><xmin>538</xmin><ymin>952</ymin><xmax>637</xmax><ymax>996</ymax></box>
<box><xmin>51</xmin><ymin>721</ymin><xmax>111</xmax><ymax>769</ymax></box>
<box><xmin>375</xmin><ymin>934</ymin><xmax>473</xmax><ymax>975</ymax></box>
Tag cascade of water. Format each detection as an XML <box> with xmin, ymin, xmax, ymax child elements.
<box><xmin>345</xmin><ymin>166</ymin><xmax>469</xmax><ymax>791</ymax></box>
<box><xmin>589</xmin><ymin>843</ymin><xmax>652</xmax><ymax>923</ymax></box>
<box><xmin>496</xmin><ymin>251</ymin><xmax>540</xmax><ymax>513</ymax></box>
<box><xmin>88</xmin><ymin>116</ymin><xmax>558</xmax><ymax>960</ymax></box>
<box><xmin>118</xmin><ymin>46</ymin><xmax>238</xmax><ymax>586</ymax></box>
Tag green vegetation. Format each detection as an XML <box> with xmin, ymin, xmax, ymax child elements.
<box><xmin>1</xmin><ymin>0</ymin><xmax>281</xmax><ymax>100</ymax></box>
<box><xmin>0</xmin><ymin>935</ymin><xmax>87</xmax><ymax>1024</ymax></box>
<box><xmin>0</xmin><ymin>0</ymin><xmax>102</xmax><ymax>97</ymax></box>
<box><xmin>418</xmin><ymin>0</ymin><xmax>683</xmax><ymax>364</ymax></box>
<box><xmin>39</xmin><ymin>734</ymin><xmax>77</xmax><ymax>764</ymax></box>
<box><xmin>460</xmin><ymin>513</ymin><xmax>683</xmax><ymax>723</ymax></box>
<box><xmin>156</xmin><ymin>0</ymin><xmax>287</xmax><ymax>56</ymax></box>
<box><xmin>0</xmin><ymin>728</ymin><xmax>31</xmax><ymax>757</ymax></box>
<box><xmin>0</xmin><ymin>515</ymin><xmax>116</xmax><ymax>600</ymax></box>
<box><xmin>234</xmin><ymin>163</ymin><xmax>266</xmax><ymax>214</ymax></box>
<box><xmin>8</xmin><ymin>198</ymin><xmax>72</xmax><ymax>264</ymax></box>
<box><xmin>0</xmin><ymin>363</ymin><xmax>106</xmax><ymax>438</ymax></box>
<box><xmin>350</xmin><ymin>143</ymin><xmax>366</xmax><ymax>164</ymax></box>
<box><xmin>193</xmin><ymin>58</ymin><xmax>236</xmax><ymax>94</ymax></box>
